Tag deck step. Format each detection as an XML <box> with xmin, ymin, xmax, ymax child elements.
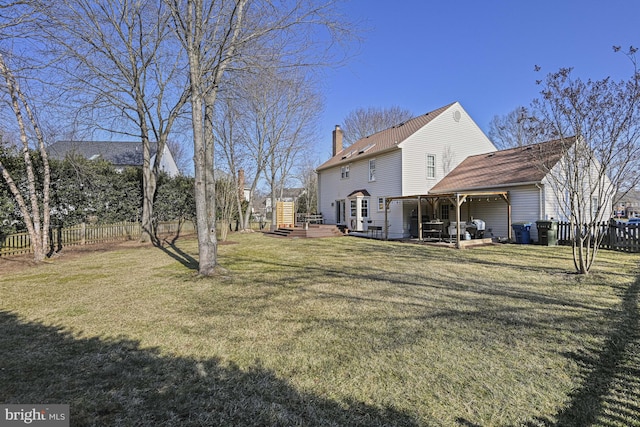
<box><xmin>263</xmin><ymin>225</ymin><xmax>344</xmax><ymax>239</ymax></box>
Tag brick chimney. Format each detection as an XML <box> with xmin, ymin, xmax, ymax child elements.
<box><xmin>332</xmin><ymin>124</ymin><xmax>343</xmax><ymax>157</ymax></box>
<box><xmin>237</xmin><ymin>169</ymin><xmax>245</xmax><ymax>201</ymax></box>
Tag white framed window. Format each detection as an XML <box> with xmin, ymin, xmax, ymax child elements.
<box><xmin>350</xmin><ymin>199</ymin><xmax>356</xmax><ymax>216</ymax></box>
<box><xmin>361</xmin><ymin>199</ymin><xmax>369</xmax><ymax>217</ymax></box>
<box><xmin>369</xmin><ymin>159</ymin><xmax>376</xmax><ymax>181</ymax></box>
<box><xmin>440</xmin><ymin>204</ymin><xmax>449</xmax><ymax>220</ymax></box>
<box><xmin>426</xmin><ymin>154</ymin><xmax>436</xmax><ymax>179</ymax></box>
<box><xmin>378</xmin><ymin>197</ymin><xmax>385</xmax><ymax>212</ymax></box>
<box><xmin>341</xmin><ymin>164</ymin><xmax>350</xmax><ymax>179</ymax></box>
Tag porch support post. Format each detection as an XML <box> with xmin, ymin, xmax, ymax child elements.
<box><xmin>417</xmin><ymin>196</ymin><xmax>423</xmax><ymax>241</ymax></box>
<box><xmin>449</xmin><ymin>193</ymin><xmax>467</xmax><ymax>249</ymax></box>
<box><xmin>500</xmin><ymin>193</ymin><xmax>512</xmax><ymax>241</ymax></box>
<box><xmin>456</xmin><ymin>194</ymin><xmax>462</xmax><ymax>249</ymax></box>
<box><xmin>428</xmin><ymin>197</ymin><xmax>437</xmax><ymax>220</ymax></box>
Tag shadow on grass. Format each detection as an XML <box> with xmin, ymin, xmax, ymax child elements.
<box><xmin>152</xmin><ymin>234</ymin><xmax>199</xmax><ymax>271</ymax></box>
<box><xmin>513</xmin><ymin>274</ymin><xmax>640</xmax><ymax>427</ymax></box>
<box><xmin>0</xmin><ymin>311</ymin><xmax>419</xmax><ymax>427</ymax></box>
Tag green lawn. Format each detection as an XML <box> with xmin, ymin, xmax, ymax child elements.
<box><xmin>1</xmin><ymin>234</ymin><xmax>639</xmax><ymax>426</ymax></box>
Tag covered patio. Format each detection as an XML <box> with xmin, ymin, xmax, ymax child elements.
<box><xmin>382</xmin><ymin>190</ymin><xmax>512</xmax><ymax>248</ymax></box>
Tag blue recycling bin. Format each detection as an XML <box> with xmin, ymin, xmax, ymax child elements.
<box><xmin>512</xmin><ymin>222</ymin><xmax>532</xmax><ymax>244</ymax></box>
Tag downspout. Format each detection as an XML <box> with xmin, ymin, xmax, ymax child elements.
<box><xmin>384</xmin><ymin>198</ymin><xmax>390</xmax><ymax>240</ymax></box>
<box><xmin>455</xmin><ymin>193</ymin><xmax>462</xmax><ymax>249</ymax></box>
<box><xmin>418</xmin><ymin>197</ymin><xmax>423</xmax><ymax>241</ymax></box>
<box><xmin>535</xmin><ymin>183</ymin><xmax>544</xmax><ymax>220</ymax></box>
<box><xmin>535</xmin><ymin>183</ymin><xmax>543</xmax><ymax>244</ymax></box>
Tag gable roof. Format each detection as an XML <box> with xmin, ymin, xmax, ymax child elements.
<box><xmin>429</xmin><ymin>138</ymin><xmax>572</xmax><ymax>193</ymax></box>
<box><xmin>347</xmin><ymin>189</ymin><xmax>370</xmax><ymax>197</ymax></box>
<box><xmin>48</xmin><ymin>141</ymin><xmax>160</xmax><ymax>167</ymax></box>
<box><xmin>316</xmin><ymin>102</ymin><xmax>455</xmax><ymax>171</ymax></box>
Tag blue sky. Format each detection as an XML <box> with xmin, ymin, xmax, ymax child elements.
<box><xmin>316</xmin><ymin>0</ymin><xmax>640</xmax><ymax>159</ymax></box>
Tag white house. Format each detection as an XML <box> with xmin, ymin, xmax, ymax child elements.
<box><xmin>48</xmin><ymin>141</ymin><xmax>181</xmax><ymax>177</ymax></box>
<box><xmin>401</xmin><ymin>137</ymin><xmax>613</xmax><ymax>243</ymax></box>
<box><xmin>316</xmin><ymin>102</ymin><xmax>497</xmax><ymax>238</ymax></box>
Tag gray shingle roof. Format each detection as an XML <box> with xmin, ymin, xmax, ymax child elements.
<box><xmin>429</xmin><ymin>138</ymin><xmax>572</xmax><ymax>193</ymax></box>
<box><xmin>48</xmin><ymin>141</ymin><xmax>159</xmax><ymax>167</ymax></box>
<box><xmin>316</xmin><ymin>103</ymin><xmax>455</xmax><ymax>171</ymax></box>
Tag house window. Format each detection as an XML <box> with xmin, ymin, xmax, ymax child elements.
<box><xmin>426</xmin><ymin>154</ymin><xmax>436</xmax><ymax>179</ymax></box>
<box><xmin>592</xmin><ymin>196</ymin><xmax>599</xmax><ymax>219</ymax></box>
<box><xmin>341</xmin><ymin>165</ymin><xmax>350</xmax><ymax>179</ymax></box>
<box><xmin>440</xmin><ymin>204</ymin><xmax>450</xmax><ymax>220</ymax></box>
<box><xmin>369</xmin><ymin>159</ymin><xmax>376</xmax><ymax>181</ymax></box>
<box><xmin>378</xmin><ymin>197</ymin><xmax>385</xmax><ymax>212</ymax></box>
<box><xmin>361</xmin><ymin>199</ymin><xmax>369</xmax><ymax>217</ymax></box>
<box><xmin>350</xmin><ymin>200</ymin><xmax>356</xmax><ymax>217</ymax></box>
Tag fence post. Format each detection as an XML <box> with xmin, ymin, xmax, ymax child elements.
<box><xmin>81</xmin><ymin>222</ymin><xmax>86</xmax><ymax>245</ymax></box>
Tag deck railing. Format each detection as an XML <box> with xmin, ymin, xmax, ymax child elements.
<box><xmin>295</xmin><ymin>213</ymin><xmax>324</xmax><ymax>224</ymax></box>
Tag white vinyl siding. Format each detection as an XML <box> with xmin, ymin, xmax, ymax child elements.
<box><xmin>400</xmin><ymin>102</ymin><xmax>496</xmax><ymax>196</ymax></box>
<box><xmin>469</xmin><ymin>186</ymin><xmax>541</xmax><ymax>241</ymax></box>
<box><xmin>318</xmin><ymin>150</ymin><xmax>403</xmax><ymax>235</ymax></box>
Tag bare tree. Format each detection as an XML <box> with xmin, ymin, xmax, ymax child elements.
<box><xmin>341</xmin><ymin>106</ymin><xmax>414</xmax><ymax>147</ymax></box>
<box><xmin>214</xmin><ymin>93</ymin><xmax>253</xmax><ymax>232</ymax></box>
<box><xmin>297</xmin><ymin>157</ymin><xmax>318</xmax><ymax>215</ymax></box>
<box><xmin>0</xmin><ymin>53</ymin><xmax>51</xmax><ymax>262</ymax></box>
<box><xmin>488</xmin><ymin>106</ymin><xmax>547</xmax><ymax>150</ymax></box>
<box><xmin>167</xmin><ymin>0</ymin><xmax>353</xmax><ymax>275</ymax></box>
<box><xmin>532</xmin><ymin>54</ymin><xmax>640</xmax><ymax>274</ymax></box>
<box><xmin>39</xmin><ymin>0</ymin><xmax>190</xmax><ymax>243</ymax></box>
<box><xmin>236</xmin><ymin>68</ymin><xmax>321</xmax><ymax>229</ymax></box>
<box><xmin>214</xmin><ymin>174</ymin><xmax>237</xmax><ymax>242</ymax></box>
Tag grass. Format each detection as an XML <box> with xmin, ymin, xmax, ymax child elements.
<box><xmin>0</xmin><ymin>234</ymin><xmax>639</xmax><ymax>426</ymax></box>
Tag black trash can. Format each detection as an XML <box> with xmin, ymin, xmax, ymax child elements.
<box><xmin>536</xmin><ymin>220</ymin><xmax>558</xmax><ymax>246</ymax></box>
<box><xmin>512</xmin><ymin>222</ymin><xmax>532</xmax><ymax>244</ymax></box>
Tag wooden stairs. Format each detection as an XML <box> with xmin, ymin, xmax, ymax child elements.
<box><xmin>263</xmin><ymin>224</ymin><xmax>344</xmax><ymax>238</ymax></box>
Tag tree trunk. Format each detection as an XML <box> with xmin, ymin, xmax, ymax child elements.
<box><xmin>140</xmin><ymin>166</ymin><xmax>157</xmax><ymax>243</ymax></box>
<box><xmin>0</xmin><ymin>53</ymin><xmax>50</xmax><ymax>262</ymax></box>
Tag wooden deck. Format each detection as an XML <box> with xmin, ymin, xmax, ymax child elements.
<box><xmin>263</xmin><ymin>224</ymin><xmax>345</xmax><ymax>239</ymax></box>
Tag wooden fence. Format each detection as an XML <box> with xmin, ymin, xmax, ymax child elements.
<box><xmin>557</xmin><ymin>221</ymin><xmax>640</xmax><ymax>253</ymax></box>
<box><xmin>1</xmin><ymin>220</ymin><xmax>195</xmax><ymax>258</ymax></box>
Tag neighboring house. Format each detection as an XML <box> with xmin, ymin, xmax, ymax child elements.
<box><xmin>264</xmin><ymin>188</ymin><xmax>305</xmax><ymax>214</ymax></box>
<box><xmin>316</xmin><ymin>102</ymin><xmax>497</xmax><ymax>238</ymax></box>
<box><xmin>214</xmin><ymin>168</ymin><xmax>252</xmax><ymax>203</ymax></box>
<box><xmin>615</xmin><ymin>190</ymin><xmax>640</xmax><ymax>218</ymax></box>
<box><xmin>48</xmin><ymin>141</ymin><xmax>180</xmax><ymax>177</ymax></box>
